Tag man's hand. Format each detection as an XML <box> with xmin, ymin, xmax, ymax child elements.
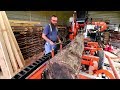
<box><xmin>59</xmin><ymin>39</ymin><xmax>62</xmax><ymax>44</ymax></box>
<box><xmin>49</xmin><ymin>41</ymin><xmax>55</xmax><ymax>45</ymax></box>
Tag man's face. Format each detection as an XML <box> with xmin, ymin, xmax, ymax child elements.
<box><xmin>51</xmin><ymin>17</ymin><xmax>58</xmax><ymax>26</ymax></box>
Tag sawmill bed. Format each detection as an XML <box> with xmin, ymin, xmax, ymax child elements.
<box><xmin>25</xmin><ymin>52</ymin><xmax>44</xmax><ymax>67</ymax></box>
<box><xmin>0</xmin><ymin>52</ymin><xmax>44</xmax><ymax>79</ymax></box>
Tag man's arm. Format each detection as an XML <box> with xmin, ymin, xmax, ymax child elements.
<box><xmin>57</xmin><ymin>35</ymin><xmax>61</xmax><ymax>43</ymax></box>
<box><xmin>42</xmin><ymin>25</ymin><xmax>54</xmax><ymax>45</ymax></box>
<box><xmin>42</xmin><ymin>33</ymin><xmax>54</xmax><ymax>45</ymax></box>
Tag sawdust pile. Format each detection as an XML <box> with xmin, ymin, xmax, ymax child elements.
<box><xmin>45</xmin><ymin>33</ymin><xmax>84</xmax><ymax>79</ymax></box>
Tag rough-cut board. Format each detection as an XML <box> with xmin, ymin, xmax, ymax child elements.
<box><xmin>0</xmin><ymin>41</ymin><xmax>13</xmax><ymax>79</ymax></box>
<box><xmin>9</xmin><ymin>20</ymin><xmax>40</xmax><ymax>26</ymax></box>
<box><xmin>2</xmin><ymin>11</ymin><xmax>25</xmax><ymax>65</ymax></box>
<box><xmin>0</xmin><ymin>12</ymin><xmax>18</xmax><ymax>72</ymax></box>
<box><xmin>1</xmin><ymin>11</ymin><xmax>25</xmax><ymax>68</ymax></box>
<box><xmin>13</xmin><ymin>26</ymin><xmax>44</xmax><ymax>60</ymax></box>
<box><xmin>45</xmin><ymin>33</ymin><xmax>84</xmax><ymax>79</ymax></box>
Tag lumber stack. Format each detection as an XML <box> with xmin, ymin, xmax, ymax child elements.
<box><xmin>9</xmin><ymin>20</ymin><xmax>40</xmax><ymax>27</ymax></box>
<box><xmin>109</xmin><ymin>31</ymin><xmax>120</xmax><ymax>57</ymax></box>
<box><xmin>12</xmin><ymin>25</ymin><xmax>68</xmax><ymax>61</ymax></box>
<box><xmin>13</xmin><ymin>26</ymin><xmax>44</xmax><ymax>60</ymax></box>
<box><xmin>109</xmin><ymin>31</ymin><xmax>120</xmax><ymax>48</ymax></box>
<box><xmin>0</xmin><ymin>11</ymin><xmax>25</xmax><ymax>79</ymax></box>
<box><xmin>110</xmin><ymin>31</ymin><xmax>120</xmax><ymax>41</ymax></box>
<box><xmin>103</xmin><ymin>32</ymin><xmax>110</xmax><ymax>45</ymax></box>
<box><xmin>57</xmin><ymin>25</ymin><xmax>69</xmax><ymax>43</ymax></box>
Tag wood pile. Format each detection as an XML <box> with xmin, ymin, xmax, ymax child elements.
<box><xmin>9</xmin><ymin>20</ymin><xmax>40</xmax><ymax>27</ymax></box>
<box><xmin>109</xmin><ymin>31</ymin><xmax>120</xmax><ymax>48</ymax></box>
<box><xmin>57</xmin><ymin>26</ymin><xmax>69</xmax><ymax>43</ymax></box>
<box><xmin>109</xmin><ymin>31</ymin><xmax>120</xmax><ymax>57</ymax></box>
<box><xmin>0</xmin><ymin>11</ymin><xmax>25</xmax><ymax>79</ymax></box>
<box><xmin>13</xmin><ymin>26</ymin><xmax>44</xmax><ymax>60</ymax></box>
<box><xmin>103</xmin><ymin>32</ymin><xmax>110</xmax><ymax>45</ymax></box>
<box><xmin>110</xmin><ymin>31</ymin><xmax>120</xmax><ymax>42</ymax></box>
<box><xmin>12</xmin><ymin>25</ymin><xmax>68</xmax><ymax>60</ymax></box>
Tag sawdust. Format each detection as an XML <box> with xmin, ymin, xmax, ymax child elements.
<box><xmin>45</xmin><ymin>33</ymin><xmax>84</xmax><ymax>79</ymax></box>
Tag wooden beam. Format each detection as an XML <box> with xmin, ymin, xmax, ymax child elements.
<box><xmin>1</xmin><ymin>11</ymin><xmax>25</xmax><ymax>68</ymax></box>
<box><xmin>0</xmin><ymin>35</ymin><xmax>14</xmax><ymax>79</ymax></box>
<box><xmin>0</xmin><ymin>42</ymin><xmax>14</xmax><ymax>79</ymax></box>
<box><xmin>1</xmin><ymin>11</ymin><xmax>25</xmax><ymax>66</ymax></box>
<box><xmin>0</xmin><ymin>12</ymin><xmax>18</xmax><ymax>72</ymax></box>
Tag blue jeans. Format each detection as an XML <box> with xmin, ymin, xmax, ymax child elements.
<box><xmin>44</xmin><ymin>42</ymin><xmax>56</xmax><ymax>55</ymax></box>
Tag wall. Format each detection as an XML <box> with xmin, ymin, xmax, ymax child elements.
<box><xmin>6</xmin><ymin>11</ymin><xmax>73</xmax><ymax>26</ymax></box>
<box><xmin>88</xmin><ymin>11</ymin><xmax>120</xmax><ymax>25</ymax></box>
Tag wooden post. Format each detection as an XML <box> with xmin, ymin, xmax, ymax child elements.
<box><xmin>1</xmin><ymin>11</ymin><xmax>25</xmax><ymax>68</ymax></box>
<box><xmin>0</xmin><ymin>12</ymin><xmax>18</xmax><ymax>72</ymax></box>
<box><xmin>1</xmin><ymin>11</ymin><xmax>25</xmax><ymax>66</ymax></box>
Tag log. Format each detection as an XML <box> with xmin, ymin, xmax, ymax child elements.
<box><xmin>44</xmin><ymin>33</ymin><xmax>84</xmax><ymax>79</ymax></box>
<box><xmin>1</xmin><ymin>11</ymin><xmax>25</xmax><ymax>66</ymax></box>
<box><xmin>1</xmin><ymin>11</ymin><xmax>25</xmax><ymax>68</ymax></box>
<box><xmin>0</xmin><ymin>12</ymin><xmax>18</xmax><ymax>71</ymax></box>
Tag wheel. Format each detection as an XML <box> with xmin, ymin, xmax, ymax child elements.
<box><xmin>95</xmin><ymin>69</ymin><xmax>115</xmax><ymax>79</ymax></box>
<box><xmin>97</xmin><ymin>50</ymin><xmax>104</xmax><ymax>70</ymax></box>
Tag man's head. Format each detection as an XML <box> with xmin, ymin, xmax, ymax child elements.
<box><xmin>50</xmin><ymin>15</ymin><xmax>58</xmax><ymax>26</ymax></box>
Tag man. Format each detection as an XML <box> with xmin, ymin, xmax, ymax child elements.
<box><xmin>42</xmin><ymin>15</ymin><xmax>61</xmax><ymax>55</ymax></box>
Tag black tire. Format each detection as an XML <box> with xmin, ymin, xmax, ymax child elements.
<box><xmin>97</xmin><ymin>50</ymin><xmax>104</xmax><ymax>70</ymax></box>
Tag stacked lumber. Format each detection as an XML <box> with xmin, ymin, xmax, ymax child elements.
<box><xmin>0</xmin><ymin>11</ymin><xmax>25</xmax><ymax>79</ymax></box>
<box><xmin>9</xmin><ymin>20</ymin><xmax>40</xmax><ymax>27</ymax></box>
<box><xmin>103</xmin><ymin>32</ymin><xmax>110</xmax><ymax>45</ymax></box>
<box><xmin>57</xmin><ymin>26</ymin><xmax>69</xmax><ymax>43</ymax></box>
<box><xmin>109</xmin><ymin>31</ymin><xmax>120</xmax><ymax>57</ymax></box>
<box><xmin>13</xmin><ymin>26</ymin><xmax>44</xmax><ymax>60</ymax></box>
<box><xmin>12</xmin><ymin>25</ymin><xmax>68</xmax><ymax>61</ymax></box>
<box><xmin>109</xmin><ymin>31</ymin><xmax>120</xmax><ymax>48</ymax></box>
<box><xmin>110</xmin><ymin>31</ymin><xmax>120</xmax><ymax>42</ymax></box>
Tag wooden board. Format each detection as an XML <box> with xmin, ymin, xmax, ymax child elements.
<box><xmin>1</xmin><ymin>11</ymin><xmax>25</xmax><ymax>66</ymax></box>
<box><xmin>9</xmin><ymin>20</ymin><xmax>40</xmax><ymax>26</ymax></box>
<box><xmin>0</xmin><ymin>41</ymin><xmax>13</xmax><ymax>79</ymax></box>
<box><xmin>1</xmin><ymin>11</ymin><xmax>25</xmax><ymax>68</ymax></box>
<box><xmin>0</xmin><ymin>12</ymin><xmax>18</xmax><ymax>72</ymax></box>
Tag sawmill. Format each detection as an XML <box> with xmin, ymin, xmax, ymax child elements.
<box><xmin>0</xmin><ymin>11</ymin><xmax>120</xmax><ymax>79</ymax></box>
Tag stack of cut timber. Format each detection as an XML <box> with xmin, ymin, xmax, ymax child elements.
<box><xmin>9</xmin><ymin>20</ymin><xmax>40</xmax><ymax>27</ymax></box>
<box><xmin>103</xmin><ymin>32</ymin><xmax>110</xmax><ymax>45</ymax></box>
<box><xmin>57</xmin><ymin>26</ymin><xmax>69</xmax><ymax>43</ymax></box>
<box><xmin>110</xmin><ymin>31</ymin><xmax>120</xmax><ymax>42</ymax></box>
<box><xmin>0</xmin><ymin>11</ymin><xmax>25</xmax><ymax>79</ymax></box>
<box><xmin>12</xmin><ymin>25</ymin><xmax>68</xmax><ymax>61</ymax></box>
<box><xmin>13</xmin><ymin>26</ymin><xmax>44</xmax><ymax>60</ymax></box>
<box><xmin>109</xmin><ymin>31</ymin><xmax>120</xmax><ymax>57</ymax></box>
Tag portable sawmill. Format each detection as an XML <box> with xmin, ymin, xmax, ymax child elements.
<box><xmin>12</xmin><ymin>11</ymin><xmax>120</xmax><ymax>79</ymax></box>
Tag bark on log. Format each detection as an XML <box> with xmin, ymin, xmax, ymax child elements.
<box><xmin>45</xmin><ymin>33</ymin><xmax>84</xmax><ymax>79</ymax></box>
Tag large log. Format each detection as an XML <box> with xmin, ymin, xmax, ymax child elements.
<box><xmin>45</xmin><ymin>33</ymin><xmax>84</xmax><ymax>79</ymax></box>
